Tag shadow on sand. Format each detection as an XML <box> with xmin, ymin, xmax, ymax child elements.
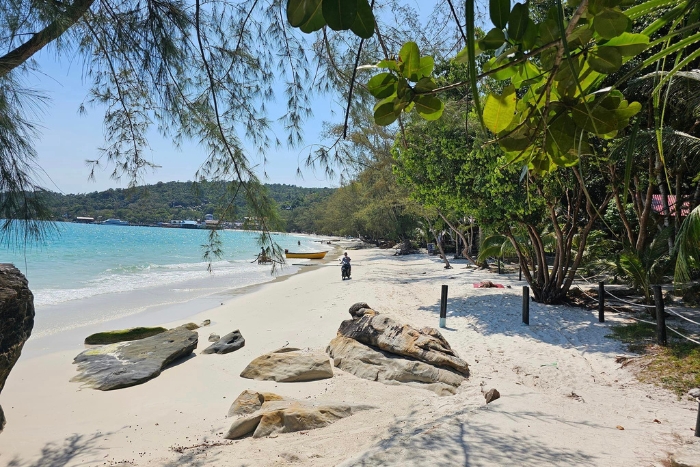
<box><xmin>343</xmin><ymin>405</ymin><xmax>598</xmax><ymax>466</ymax></box>
<box><xmin>4</xmin><ymin>433</ymin><xmax>106</xmax><ymax>467</ymax></box>
<box><xmin>417</xmin><ymin>292</ymin><xmax>625</xmax><ymax>355</ymax></box>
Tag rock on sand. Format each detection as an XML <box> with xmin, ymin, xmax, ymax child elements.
<box><xmin>240</xmin><ymin>347</ymin><xmax>333</xmax><ymax>382</ymax></box>
<box><xmin>71</xmin><ymin>325</ymin><xmax>198</xmax><ymax>390</ymax></box>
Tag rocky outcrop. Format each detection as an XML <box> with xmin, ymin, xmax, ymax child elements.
<box><xmin>327</xmin><ymin>336</ymin><xmax>464</xmax><ymax>396</ymax></box>
<box><xmin>0</xmin><ymin>264</ymin><xmax>35</xmax><ymax>433</ymax></box>
<box><xmin>240</xmin><ymin>347</ymin><xmax>333</xmax><ymax>382</ymax></box>
<box><xmin>337</xmin><ymin>304</ymin><xmax>469</xmax><ymax>376</ymax></box>
<box><xmin>71</xmin><ymin>325</ymin><xmax>198</xmax><ymax>390</ymax></box>
<box><xmin>202</xmin><ymin>330</ymin><xmax>245</xmax><ymax>354</ymax></box>
<box><xmin>208</xmin><ymin>333</ymin><xmax>220</xmax><ymax>342</ymax></box>
<box><xmin>225</xmin><ymin>391</ymin><xmax>372</xmax><ymax>439</ymax></box>
<box><xmin>227</xmin><ymin>389</ymin><xmax>285</xmax><ymax>417</ymax></box>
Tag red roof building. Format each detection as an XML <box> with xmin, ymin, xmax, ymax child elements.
<box><xmin>651</xmin><ymin>194</ymin><xmax>691</xmax><ymax>217</ymax></box>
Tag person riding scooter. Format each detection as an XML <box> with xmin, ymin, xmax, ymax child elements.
<box><xmin>340</xmin><ymin>252</ymin><xmax>351</xmax><ymax>279</ymax></box>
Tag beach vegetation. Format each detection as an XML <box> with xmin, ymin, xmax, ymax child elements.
<box><xmin>84</xmin><ymin>326</ymin><xmax>167</xmax><ymax>345</ymax></box>
<box><xmin>608</xmin><ymin>322</ymin><xmax>700</xmax><ymax>397</ymax></box>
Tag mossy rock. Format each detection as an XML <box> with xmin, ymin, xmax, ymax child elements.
<box><xmin>183</xmin><ymin>322</ymin><xmax>200</xmax><ymax>330</ymax></box>
<box><xmin>84</xmin><ymin>327</ymin><xmax>168</xmax><ymax>345</ymax></box>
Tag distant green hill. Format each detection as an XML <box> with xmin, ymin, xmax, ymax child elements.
<box><xmin>45</xmin><ymin>181</ymin><xmax>335</xmax><ymax>232</ymax></box>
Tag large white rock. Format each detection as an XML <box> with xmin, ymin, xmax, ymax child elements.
<box><xmin>240</xmin><ymin>347</ymin><xmax>333</xmax><ymax>382</ymax></box>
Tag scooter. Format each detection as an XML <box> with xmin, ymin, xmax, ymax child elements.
<box><xmin>341</xmin><ymin>262</ymin><xmax>351</xmax><ymax>280</ymax></box>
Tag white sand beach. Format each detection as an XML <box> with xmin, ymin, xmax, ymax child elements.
<box><xmin>0</xmin><ymin>248</ymin><xmax>699</xmax><ymax>466</ymax></box>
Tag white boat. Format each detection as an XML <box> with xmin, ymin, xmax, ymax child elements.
<box><xmin>101</xmin><ymin>218</ymin><xmax>129</xmax><ymax>226</ymax></box>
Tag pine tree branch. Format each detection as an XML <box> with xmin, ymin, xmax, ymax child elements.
<box><xmin>0</xmin><ymin>0</ymin><xmax>96</xmax><ymax>78</ymax></box>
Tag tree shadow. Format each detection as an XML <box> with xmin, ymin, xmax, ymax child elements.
<box><xmin>342</xmin><ymin>405</ymin><xmax>599</xmax><ymax>466</ymax></box>
<box><xmin>4</xmin><ymin>432</ymin><xmax>107</xmax><ymax>467</ymax></box>
<box><xmin>158</xmin><ymin>433</ymin><xmax>229</xmax><ymax>467</ymax></box>
<box><xmin>417</xmin><ymin>293</ymin><xmax>625</xmax><ymax>355</ymax></box>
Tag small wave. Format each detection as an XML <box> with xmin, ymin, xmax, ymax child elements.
<box><xmin>33</xmin><ymin>260</ymin><xmax>294</xmax><ymax>307</ymax></box>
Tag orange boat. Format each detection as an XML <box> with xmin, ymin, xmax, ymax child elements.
<box><xmin>284</xmin><ymin>250</ymin><xmax>327</xmax><ymax>259</ymax></box>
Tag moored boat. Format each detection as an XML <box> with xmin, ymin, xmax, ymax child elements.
<box><xmin>284</xmin><ymin>250</ymin><xmax>327</xmax><ymax>259</ymax></box>
<box><xmin>101</xmin><ymin>218</ymin><xmax>129</xmax><ymax>226</ymax></box>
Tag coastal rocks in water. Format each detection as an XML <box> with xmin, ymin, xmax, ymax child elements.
<box><xmin>202</xmin><ymin>330</ymin><xmax>245</xmax><ymax>354</ymax></box>
<box><xmin>208</xmin><ymin>333</ymin><xmax>220</xmax><ymax>343</ymax></box>
<box><xmin>327</xmin><ymin>336</ymin><xmax>464</xmax><ymax>396</ymax></box>
<box><xmin>0</xmin><ymin>264</ymin><xmax>35</xmax><ymax>433</ymax></box>
<box><xmin>71</xmin><ymin>325</ymin><xmax>198</xmax><ymax>390</ymax></box>
<box><xmin>240</xmin><ymin>347</ymin><xmax>333</xmax><ymax>382</ymax></box>
<box><xmin>200</xmin><ymin>319</ymin><xmax>211</xmax><ymax>327</ymax></box>
<box><xmin>337</xmin><ymin>304</ymin><xmax>469</xmax><ymax>376</ymax></box>
<box><xmin>183</xmin><ymin>322</ymin><xmax>200</xmax><ymax>330</ymax></box>
<box><xmin>225</xmin><ymin>391</ymin><xmax>373</xmax><ymax>439</ymax></box>
<box><xmin>227</xmin><ymin>389</ymin><xmax>285</xmax><ymax>417</ymax></box>
<box><xmin>84</xmin><ymin>326</ymin><xmax>167</xmax><ymax>345</ymax></box>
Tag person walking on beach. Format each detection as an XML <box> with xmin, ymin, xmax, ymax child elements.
<box><xmin>340</xmin><ymin>251</ymin><xmax>351</xmax><ymax>277</ymax></box>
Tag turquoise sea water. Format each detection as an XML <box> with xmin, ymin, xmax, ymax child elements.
<box><xmin>1</xmin><ymin>223</ymin><xmax>326</xmax><ymax>340</ymax></box>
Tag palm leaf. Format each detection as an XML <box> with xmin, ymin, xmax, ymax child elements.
<box><xmin>674</xmin><ymin>205</ymin><xmax>700</xmax><ymax>286</ymax></box>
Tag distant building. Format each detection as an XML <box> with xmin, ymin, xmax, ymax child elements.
<box><xmin>651</xmin><ymin>195</ymin><xmax>690</xmax><ymax>217</ymax></box>
<box><xmin>204</xmin><ymin>214</ymin><xmax>214</xmax><ymax>221</ymax></box>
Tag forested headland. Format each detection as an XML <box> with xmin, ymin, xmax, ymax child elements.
<box><xmin>44</xmin><ymin>182</ymin><xmax>334</xmax><ymax>233</ymax></box>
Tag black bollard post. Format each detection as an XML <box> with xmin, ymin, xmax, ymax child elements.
<box><xmin>598</xmin><ymin>281</ymin><xmax>605</xmax><ymax>323</ymax></box>
<box><xmin>519</xmin><ymin>266</ymin><xmax>522</xmax><ymax>281</ymax></box>
<box><xmin>696</xmin><ymin>401</ymin><xmax>700</xmax><ymax>438</ymax></box>
<box><xmin>653</xmin><ymin>285</ymin><xmax>667</xmax><ymax>346</ymax></box>
<box><xmin>522</xmin><ymin>286</ymin><xmax>530</xmax><ymax>325</ymax></box>
<box><xmin>439</xmin><ymin>285</ymin><xmax>448</xmax><ymax>328</ymax></box>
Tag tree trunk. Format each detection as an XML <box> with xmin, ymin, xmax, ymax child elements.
<box><xmin>425</xmin><ymin>218</ymin><xmax>451</xmax><ymax>269</ymax></box>
<box><xmin>0</xmin><ymin>0</ymin><xmax>96</xmax><ymax>78</ymax></box>
<box><xmin>436</xmin><ymin>210</ymin><xmax>477</xmax><ymax>265</ymax></box>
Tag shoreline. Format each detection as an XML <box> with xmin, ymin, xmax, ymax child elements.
<box><xmin>20</xmin><ymin>237</ymin><xmax>346</xmax><ymax>360</ymax></box>
<box><xmin>1</xmin><ymin>248</ymin><xmax>698</xmax><ymax>466</ymax></box>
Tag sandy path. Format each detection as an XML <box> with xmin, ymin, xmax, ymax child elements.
<box><xmin>0</xmin><ymin>249</ymin><xmax>698</xmax><ymax>466</ymax></box>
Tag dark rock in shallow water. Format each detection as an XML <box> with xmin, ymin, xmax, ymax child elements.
<box><xmin>71</xmin><ymin>325</ymin><xmax>198</xmax><ymax>390</ymax></box>
<box><xmin>0</xmin><ymin>264</ymin><xmax>35</xmax><ymax>433</ymax></box>
<box><xmin>202</xmin><ymin>330</ymin><xmax>245</xmax><ymax>354</ymax></box>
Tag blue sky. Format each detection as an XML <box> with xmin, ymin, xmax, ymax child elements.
<box><xmin>26</xmin><ymin>50</ymin><xmax>343</xmax><ymax>194</ymax></box>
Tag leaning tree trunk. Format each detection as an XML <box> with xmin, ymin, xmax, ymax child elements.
<box><xmin>0</xmin><ymin>264</ymin><xmax>35</xmax><ymax>432</ymax></box>
<box><xmin>425</xmin><ymin>218</ymin><xmax>451</xmax><ymax>269</ymax></box>
<box><xmin>436</xmin><ymin>210</ymin><xmax>478</xmax><ymax>266</ymax></box>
